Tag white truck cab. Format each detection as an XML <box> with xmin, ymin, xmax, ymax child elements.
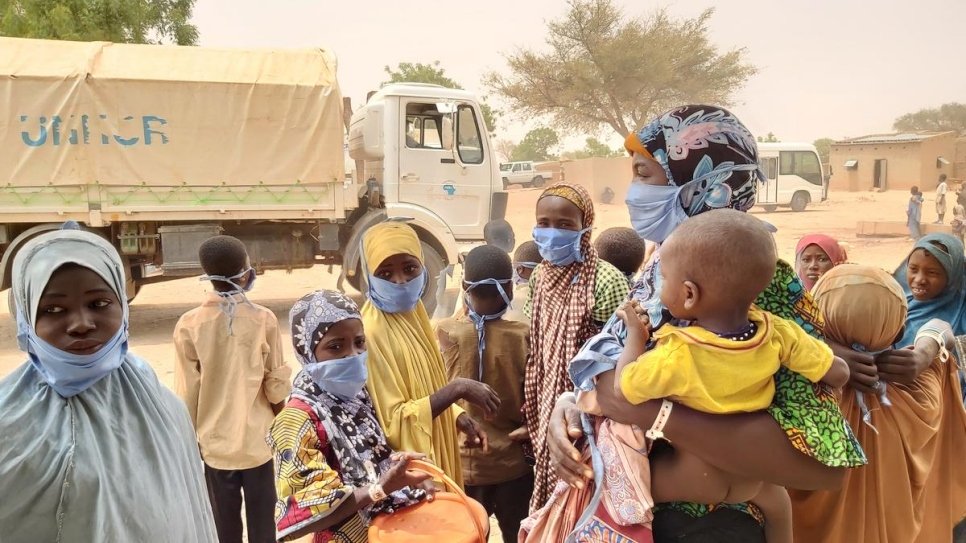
<box><xmin>345</xmin><ymin>83</ymin><xmax>508</xmax><ymax>297</ymax></box>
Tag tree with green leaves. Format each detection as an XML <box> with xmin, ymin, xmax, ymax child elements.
<box><xmin>383</xmin><ymin>61</ymin><xmax>499</xmax><ymax>134</ymax></box>
<box><xmin>511</xmin><ymin>127</ymin><xmax>559</xmax><ymax>162</ymax></box>
<box><xmin>893</xmin><ymin>103</ymin><xmax>966</xmax><ymax>134</ymax></box>
<box><xmin>0</xmin><ymin>0</ymin><xmax>198</xmax><ymax>45</ymax></box>
<box><xmin>813</xmin><ymin>138</ymin><xmax>834</xmax><ymax>165</ymax></box>
<box><xmin>485</xmin><ymin>1</ymin><xmax>755</xmax><ymax>138</ymax></box>
<box><xmin>562</xmin><ymin>137</ymin><xmax>623</xmax><ymax>159</ymax></box>
<box><xmin>756</xmin><ymin>132</ymin><xmax>779</xmax><ymax>143</ymax></box>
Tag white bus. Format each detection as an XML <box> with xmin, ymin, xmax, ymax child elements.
<box><xmin>756</xmin><ymin>143</ymin><xmax>827</xmax><ymax>212</ymax></box>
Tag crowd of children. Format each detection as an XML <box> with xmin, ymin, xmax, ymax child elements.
<box><xmin>1</xmin><ymin>104</ymin><xmax>964</xmax><ymax>543</ymax></box>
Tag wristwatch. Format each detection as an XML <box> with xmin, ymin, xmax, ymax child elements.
<box><xmin>368</xmin><ymin>483</ymin><xmax>388</xmax><ymax>503</ymax></box>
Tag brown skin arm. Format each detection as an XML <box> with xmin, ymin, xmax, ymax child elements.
<box><xmin>592</xmin><ymin>370</ymin><xmax>844</xmax><ymax>491</ymax></box>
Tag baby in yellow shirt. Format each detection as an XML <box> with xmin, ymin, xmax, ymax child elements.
<box><xmin>614</xmin><ymin>209</ymin><xmax>849</xmax><ymax>543</ymax></box>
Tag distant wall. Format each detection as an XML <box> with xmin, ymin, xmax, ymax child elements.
<box><xmin>918</xmin><ymin>132</ymin><xmax>956</xmax><ymax>188</ymax></box>
<box><xmin>557</xmin><ymin>157</ymin><xmax>632</xmax><ymax>203</ymax></box>
<box><xmin>828</xmin><ymin>134</ymin><xmax>956</xmax><ymax>192</ymax></box>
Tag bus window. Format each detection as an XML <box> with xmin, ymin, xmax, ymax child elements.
<box><xmin>779</xmin><ymin>151</ymin><xmax>823</xmax><ymax>186</ymax></box>
<box><xmin>760</xmin><ymin>157</ymin><xmax>778</xmax><ymax>179</ymax></box>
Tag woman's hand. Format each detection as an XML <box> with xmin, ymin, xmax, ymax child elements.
<box><xmin>828</xmin><ymin>341</ymin><xmax>879</xmax><ymax>394</ymax></box>
<box><xmin>456</xmin><ymin>413</ymin><xmax>489</xmax><ymax>452</ymax></box>
<box><xmin>454</xmin><ymin>378</ymin><xmax>501</xmax><ymax>418</ymax></box>
<box><xmin>380</xmin><ymin>452</ymin><xmax>432</xmax><ymax>494</ymax></box>
<box><xmin>508</xmin><ymin>425</ymin><xmax>530</xmax><ymax>443</ymax></box>
<box><xmin>547</xmin><ymin>395</ymin><xmax>593</xmax><ymax>489</ymax></box>
<box><xmin>875</xmin><ymin>347</ymin><xmax>932</xmax><ymax>386</ymax></box>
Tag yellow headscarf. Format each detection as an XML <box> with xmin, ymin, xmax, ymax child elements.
<box><xmin>360</xmin><ymin>222</ymin><xmax>464</xmax><ymax>486</ymax></box>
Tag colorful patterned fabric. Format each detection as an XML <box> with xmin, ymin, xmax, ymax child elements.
<box><xmin>524</xmin><ymin>182</ymin><xmax>629</xmax><ymax>512</ymax></box>
<box><xmin>270</xmin><ymin>290</ymin><xmax>424</xmax><ymax>541</ymax></box>
<box><xmin>269</xmin><ymin>390</ymin><xmax>424</xmax><ymax>542</ymax></box>
<box><xmin>624</xmin><ymin>105</ymin><xmax>764</xmax><ymax>217</ymax></box>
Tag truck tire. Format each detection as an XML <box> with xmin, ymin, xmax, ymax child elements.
<box><xmin>419</xmin><ymin>241</ymin><xmax>444</xmax><ymax>316</ymax></box>
<box><xmin>502</xmin><ymin>177</ymin><xmax>510</xmax><ymax>190</ymax></box>
<box><xmin>790</xmin><ymin>191</ymin><xmax>809</xmax><ymax>212</ymax></box>
<box><xmin>762</xmin><ymin>205</ymin><xmax>777</xmax><ymax>213</ymax></box>
<box><xmin>531</xmin><ymin>176</ymin><xmax>546</xmax><ymax>188</ymax></box>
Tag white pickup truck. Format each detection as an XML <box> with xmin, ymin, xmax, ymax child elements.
<box><xmin>0</xmin><ymin>38</ymin><xmax>508</xmax><ymax>313</ymax></box>
<box><xmin>499</xmin><ymin>161</ymin><xmax>552</xmax><ymax>189</ymax></box>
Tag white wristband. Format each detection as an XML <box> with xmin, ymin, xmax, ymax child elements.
<box><xmin>368</xmin><ymin>483</ymin><xmax>387</xmax><ymax>503</ymax></box>
<box><xmin>645</xmin><ymin>399</ymin><xmax>674</xmax><ymax>443</ymax></box>
<box><xmin>916</xmin><ymin>330</ymin><xmax>950</xmax><ymax>363</ymax></box>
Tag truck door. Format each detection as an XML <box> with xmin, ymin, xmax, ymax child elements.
<box><xmin>396</xmin><ymin>101</ymin><xmax>490</xmax><ymax>239</ymax></box>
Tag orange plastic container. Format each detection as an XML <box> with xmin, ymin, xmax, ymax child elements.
<box><xmin>368</xmin><ymin>460</ymin><xmax>488</xmax><ymax>543</ymax></box>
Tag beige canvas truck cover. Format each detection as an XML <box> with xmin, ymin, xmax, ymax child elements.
<box><xmin>0</xmin><ymin>37</ymin><xmax>344</xmax><ymax>187</ymax></box>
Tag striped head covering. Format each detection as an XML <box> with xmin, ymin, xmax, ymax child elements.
<box><xmin>525</xmin><ymin>182</ymin><xmax>602</xmax><ymax>510</ymax></box>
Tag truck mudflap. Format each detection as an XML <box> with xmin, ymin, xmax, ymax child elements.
<box><xmin>490</xmin><ymin>191</ymin><xmax>508</xmax><ymax>221</ymax></box>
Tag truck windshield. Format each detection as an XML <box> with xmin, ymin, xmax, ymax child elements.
<box><xmin>500</xmin><ymin>164</ymin><xmax>512</xmax><ymax>171</ymax></box>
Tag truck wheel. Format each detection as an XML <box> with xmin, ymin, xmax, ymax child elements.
<box><xmin>531</xmin><ymin>176</ymin><xmax>546</xmax><ymax>188</ymax></box>
<box><xmin>419</xmin><ymin>241</ymin><xmax>444</xmax><ymax>316</ymax></box>
<box><xmin>345</xmin><ymin>263</ymin><xmax>363</xmax><ymax>293</ymax></box>
<box><xmin>762</xmin><ymin>205</ymin><xmax>777</xmax><ymax>213</ymax></box>
<box><xmin>6</xmin><ymin>290</ymin><xmax>14</xmax><ymax>319</ymax></box>
<box><xmin>790</xmin><ymin>192</ymin><xmax>809</xmax><ymax>212</ymax></box>
<box><xmin>502</xmin><ymin>177</ymin><xmax>510</xmax><ymax>190</ymax></box>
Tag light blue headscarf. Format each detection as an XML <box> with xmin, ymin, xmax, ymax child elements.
<box><xmin>0</xmin><ymin>226</ymin><xmax>217</xmax><ymax>542</ymax></box>
<box><xmin>894</xmin><ymin>233</ymin><xmax>966</xmax><ymax>347</ymax></box>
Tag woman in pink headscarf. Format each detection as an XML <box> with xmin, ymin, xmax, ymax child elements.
<box><xmin>795</xmin><ymin>234</ymin><xmax>848</xmax><ymax>291</ymax></box>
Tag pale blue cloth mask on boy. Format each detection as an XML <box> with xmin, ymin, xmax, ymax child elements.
<box><xmin>463</xmin><ymin>278</ymin><xmax>512</xmax><ymax>380</ymax></box>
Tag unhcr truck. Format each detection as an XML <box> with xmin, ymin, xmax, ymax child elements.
<box><xmin>0</xmin><ymin>37</ymin><xmax>507</xmax><ymax>312</ymax></box>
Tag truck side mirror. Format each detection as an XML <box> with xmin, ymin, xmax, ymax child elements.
<box><xmin>441</xmin><ymin>116</ymin><xmax>454</xmax><ymax>151</ymax></box>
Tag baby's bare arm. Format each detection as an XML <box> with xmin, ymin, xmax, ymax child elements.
<box><xmin>614</xmin><ymin>301</ymin><xmax>650</xmax><ymax>400</ymax></box>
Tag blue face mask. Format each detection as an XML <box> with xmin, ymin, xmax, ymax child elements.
<box><xmin>625</xmin><ymin>182</ymin><xmax>688</xmax><ymax>243</ymax></box>
<box><xmin>304</xmin><ymin>351</ymin><xmax>369</xmax><ymax>400</ymax></box>
<box><xmin>200</xmin><ymin>267</ymin><xmax>256</xmax><ymax>335</ymax></box>
<box><xmin>532</xmin><ymin>227</ymin><xmax>589</xmax><ymax>267</ymax></box>
<box><xmin>368</xmin><ymin>269</ymin><xmax>426</xmax><ymax>314</ymax></box>
<box><xmin>17</xmin><ymin>316</ymin><xmax>128</xmax><ymax>398</ymax></box>
<box><xmin>464</xmin><ymin>278</ymin><xmax>512</xmax><ymax>381</ymax></box>
<box><xmin>512</xmin><ymin>261</ymin><xmax>539</xmax><ymax>286</ymax></box>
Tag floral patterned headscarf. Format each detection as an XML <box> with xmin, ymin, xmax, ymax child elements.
<box><xmin>624</xmin><ymin>104</ymin><xmax>765</xmax><ymax>216</ymax></box>
<box><xmin>289</xmin><ymin>290</ymin><xmax>361</xmax><ymax>366</ymax></box>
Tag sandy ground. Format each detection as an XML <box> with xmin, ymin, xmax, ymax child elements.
<box><xmin>0</xmin><ymin>187</ymin><xmax>944</xmax><ymax>542</ymax></box>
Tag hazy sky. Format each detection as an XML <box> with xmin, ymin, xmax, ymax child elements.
<box><xmin>191</xmin><ymin>0</ymin><xmax>966</xmax><ymax>150</ymax></box>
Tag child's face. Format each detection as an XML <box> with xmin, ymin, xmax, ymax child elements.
<box><xmin>657</xmin><ymin>254</ymin><xmax>697</xmax><ymax>321</ymax></box>
<box><xmin>516</xmin><ymin>265</ymin><xmax>534</xmax><ymax>282</ymax></box>
<box><xmin>535</xmin><ymin>196</ymin><xmax>584</xmax><ymax>231</ymax></box>
<box><xmin>374</xmin><ymin>253</ymin><xmax>423</xmax><ymax>284</ymax></box>
<box><xmin>465</xmin><ymin>285</ymin><xmax>512</xmax><ymax>317</ymax></box>
<box><xmin>905</xmin><ymin>249</ymin><xmax>948</xmax><ymax>301</ymax></box>
<box><xmin>797</xmin><ymin>245</ymin><xmax>834</xmax><ymax>286</ymax></box>
<box><xmin>34</xmin><ymin>264</ymin><xmax>123</xmax><ymax>354</ymax></box>
<box><xmin>313</xmin><ymin>318</ymin><xmax>367</xmax><ymax>362</ymax></box>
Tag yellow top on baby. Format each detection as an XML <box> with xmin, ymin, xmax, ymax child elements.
<box><xmin>619</xmin><ymin>308</ymin><xmax>832</xmax><ymax>413</ymax></box>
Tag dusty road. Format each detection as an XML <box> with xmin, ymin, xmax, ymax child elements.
<box><xmin>0</xmin><ymin>187</ymin><xmax>940</xmax><ymax>542</ymax></box>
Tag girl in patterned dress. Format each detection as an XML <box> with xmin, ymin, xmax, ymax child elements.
<box><xmin>269</xmin><ymin>290</ymin><xmax>432</xmax><ymax>543</ymax></box>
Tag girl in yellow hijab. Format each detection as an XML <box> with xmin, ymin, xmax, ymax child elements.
<box><xmin>360</xmin><ymin>221</ymin><xmax>499</xmax><ymax>486</ymax></box>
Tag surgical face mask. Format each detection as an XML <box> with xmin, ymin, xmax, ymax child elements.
<box><xmin>368</xmin><ymin>269</ymin><xmax>426</xmax><ymax>314</ymax></box>
<box><xmin>625</xmin><ymin>182</ymin><xmax>688</xmax><ymax>244</ymax></box>
<box><xmin>464</xmin><ymin>278</ymin><xmax>512</xmax><ymax>381</ymax></box>
<box><xmin>200</xmin><ymin>267</ymin><xmax>257</xmax><ymax>335</ymax></box>
<box><xmin>512</xmin><ymin>261</ymin><xmax>539</xmax><ymax>286</ymax></box>
<box><xmin>17</xmin><ymin>315</ymin><xmax>128</xmax><ymax>398</ymax></box>
<box><xmin>304</xmin><ymin>351</ymin><xmax>369</xmax><ymax>400</ymax></box>
<box><xmin>532</xmin><ymin>227</ymin><xmax>590</xmax><ymax>267</ymax></box>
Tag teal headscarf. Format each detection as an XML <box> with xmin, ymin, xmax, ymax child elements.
<box><xmin>894</xmin><ymin>233</ymin><xmax>966</xmax><ymax>346</ymax></box>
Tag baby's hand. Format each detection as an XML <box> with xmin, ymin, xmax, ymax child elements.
<box><xmin>618</xmin><ymin>300</ymin><xmax>649</xmax><ymax>333</ymax></box>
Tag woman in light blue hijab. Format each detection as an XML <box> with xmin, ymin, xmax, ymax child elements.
<box><xmin>0</xmin><ymin>224</ymin><xmax>217</xmax><ymax>542</ymax></box>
